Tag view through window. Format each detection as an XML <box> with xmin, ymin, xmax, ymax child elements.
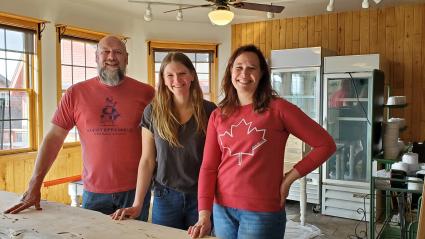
<box><xmin>0</xmin><ymin>26</ymin><xmax>35</xmax><ymax>151</ymax></box>
<box><xmin>153</xmin><ymin>51</ymin><xmax>213</xmax><ymax>100</ymax></box>
<box><xmin>60</xmin><ymin>38</ymin><xmax>98</xmax><ymax>142</ymax></box>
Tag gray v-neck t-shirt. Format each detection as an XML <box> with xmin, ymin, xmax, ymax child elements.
<box><xmin>141</xmin><ymin>100</ymin><xmax>216</xmax><ymax>194</ymax></box>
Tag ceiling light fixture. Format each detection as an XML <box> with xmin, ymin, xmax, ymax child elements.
<box><xmin>176</xmin><ymin>8</ymin><xmax>183</xmax><ymax>21</ymax></box>
<box><xmin>326</xmin><ymin>0</ymin><xmax>334</xmax><ymax>12</ymax></box>
<box><xmin>208</xmin><ymin>6</ymin><xmax>234</xmax><ymax>26</ymax></box>
<box><xmin>266</xmin><ymin>3</ymin><xmax>275</xmax><ymax>19</ymax></box>
<box><xmin>373</xmin><ymin>0</ymin><xmax>382</xmax><ymax>3</ymax></box>
<box><xmin>362</xmin><ymin>0</ymin><xmax>369</xmax><ymax>9</ymax></box>
<box><xmin>144</xmin><ymin>3</ymin><xmax>152</xmax><ymax>22</ymax></box>
<box><xmin>266</xmin><ymin>11</ymin><xmax>274</xmax><ymax>19</ymax></box>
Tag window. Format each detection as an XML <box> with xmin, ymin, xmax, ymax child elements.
<box><xmin>59</xmin><ymin>37</ymin><xmax>97</xmax><ymax>143</ymax></box>
<box><xmin>147</xmin><ymin>41</ymin><xmax>218</xmax><ymax>102</ymax></box>
<box><xmin>56</xmin><ymin>25</ymin><xmax>126</xmax><ymax>144</ymax></box>
<box><xmin>0</xmin><ymin>13</ymin><xmax>46</xmax><ymax>154</ymax></box>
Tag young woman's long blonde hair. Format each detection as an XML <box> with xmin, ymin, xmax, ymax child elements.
<box><xmin>152</xmin><ymin>52</ymin><xmax>207</xmax><ymax>147</ymax></box>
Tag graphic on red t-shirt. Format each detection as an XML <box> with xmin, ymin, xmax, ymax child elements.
<box><xmin>219</xmin><ymin>119</ymin><xmax>267</xmax><ymax>166</ymax></box>
<box><xmin>100</xmin><ymin>97</ymin><xmax>120</xmax><ymax>126</ymax></box>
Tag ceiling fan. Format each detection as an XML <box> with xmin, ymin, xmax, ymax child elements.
<box><xmin>163</xmin><ymin>1</ymin><xmax>285</xmax><ymax>14</ymax></box>
<box><xmin>129</xmin><ymin>0</ymin><xmax>285</xmax><ymax>25</ymax></box>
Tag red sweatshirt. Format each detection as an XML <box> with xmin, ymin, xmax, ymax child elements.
<box><xmin>198</xmin><ymin>98</ymin><xmax>336</xmax><ymax>212</ymax></box>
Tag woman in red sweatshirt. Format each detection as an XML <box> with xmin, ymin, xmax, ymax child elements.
<box><xmin>188</xmin><ymin>45</ymin><xmax>336</xmax><ymax>239</ymax></box>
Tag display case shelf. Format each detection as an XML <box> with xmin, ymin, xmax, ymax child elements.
<box><xmin>336</xmin><ymin>117</ymin><xmax>369</xmax><ymax>121</ymax></box>
<box><xmin>336</xmin><ymin>98</ymin><xmax>369</xmax><ymax>102</ymax></box>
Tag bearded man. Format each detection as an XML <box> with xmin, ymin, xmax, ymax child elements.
<box><xmin>5</xmin><ymin>35</ymin><xmax>155</xmax><ymax>221</ymax></box>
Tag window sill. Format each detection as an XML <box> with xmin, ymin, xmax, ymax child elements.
<box><xmin>0</xmin><ymin>148</ymin><xmax>36</xmax><ymax>157</ymax></box>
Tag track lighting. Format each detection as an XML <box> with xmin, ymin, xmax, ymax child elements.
<box><xmin>326</xmin><ymin>0</ymin><xmax>334</xmax><ymax>12</ymax></box>
<box><xmin>325</xmin><ymin>0</ymin><xmax>382</xmax><ymax>12</ymax></box>
<box><xmin>144</xmin><ymin>4</ymin><xmax>152</xmax><ymax>22</ymax></box>
<box><xmin>176</xmin><ymin>8</ymin><xmax>183</xmax><ymax>21</ymax></box>
<box><xmin>362</xmin><ymin>0</ymin><xmax>369</xmax><ymax>9</ymax></box>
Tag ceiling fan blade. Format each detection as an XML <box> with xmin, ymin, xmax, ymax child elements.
<box><xmin>128</xmin><ymin>0</ymin><xmax>196</xmax><ymax>7</ymax></box>
<box><xmin>231</xmin><ymin>2</ymin><xmax>285</xmax><ymax>13</ymax></box>
<box><xmin>163</xmin><ymin>4</ymin><xmax>213</xmax><ymax>13</ymax></box>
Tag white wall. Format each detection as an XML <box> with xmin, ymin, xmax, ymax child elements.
<box><xmin>1</xmin><ymin>0</ymin><xmax>231</xmax><ymax>135</ymax></box>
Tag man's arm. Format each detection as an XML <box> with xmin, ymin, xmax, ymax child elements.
<box><xmin>4</xmin><ymin>124</ymin><xmax>69</xmax><ymax>214</ymax></box>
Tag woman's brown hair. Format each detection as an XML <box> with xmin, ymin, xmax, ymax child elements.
<box><xmin>219</xmin><ymin>44</ymin><xmax>277</xmax><ymax>116</ymax></box>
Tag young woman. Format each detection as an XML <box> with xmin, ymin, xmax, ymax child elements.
<box><xmin>111</xmin><ymin>52</ymin><xmax>216</xmax><ymax>230</ymax></box>
<box><xmin>189</xmin><ymin>45</ymin><xmax>336</xmax><ymax>239</ymax></box>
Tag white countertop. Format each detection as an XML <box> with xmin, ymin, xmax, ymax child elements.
<box><xmin>0</xmin><ymin>191</ymin><xmax>210</xmax><ymax>239</ymax></box>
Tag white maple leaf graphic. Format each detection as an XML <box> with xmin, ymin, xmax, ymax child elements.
<box><xmin>219</xmin><ymin>119</ymin><xmax>267</xmax><ymax>166</ymax></box>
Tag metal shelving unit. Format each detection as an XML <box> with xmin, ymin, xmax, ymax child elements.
<box><xmin>370</xmin><ymin>156</ymin><xmax>423</xmax><ymax>239</ymax></box>
<box><xmin>369</xmin><ymin>103</ymin><xmax>422</xmax><ymax>239</ymax></box>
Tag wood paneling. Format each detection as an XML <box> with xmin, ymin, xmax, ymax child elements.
<box><xmin>231</xmin><ymin>3</ymin><xmax>425</xmax><ymax>142</ymax></box>
<box><xmin>0</xmin><ymin>146</ymin><xmax>82</xmax><ymax>204</ymax></box>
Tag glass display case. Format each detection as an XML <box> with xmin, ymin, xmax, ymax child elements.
<box><xmin>271</xmin><ymin>47</ymin><xmax>329</xmax><ymax>206</ymax></box>
<box><xmin>324</xmin><ymin>75</ymin><xmax>371</xmax><ymax>185</ymax></box>
<box><xmin>272</xmin><ymin>68</ymin><xmax>320</xmax><ymax>122</ymax></box>
<box><xmin>321</xmin><ymin>54</ymin><xmax>384</xmax><ymax>220</ymax></box>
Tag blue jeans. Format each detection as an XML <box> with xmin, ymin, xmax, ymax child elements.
<box><xmin>82</xmin><ymin>189</ymin><xmax>151</xmax><ymax>221</ymax></box>
<box><xmin>213</xmin><ymin>203</ymin><xmax>286</xmax><ymax>239</ymax></box>
<box><xmin>152</xmin><ymin>183</ymin><xmax>198</xmax><ymax>230</ymax></box>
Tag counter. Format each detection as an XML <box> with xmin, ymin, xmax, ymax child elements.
<box><xmin>0</xmin><ymin>191</ymin><xmax>209</xmax><ymax>239</ymax></box>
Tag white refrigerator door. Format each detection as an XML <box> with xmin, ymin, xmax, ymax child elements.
<box><xmin>322</xmin><ymin>72</ymin><xmax>373</xmax><ymax>188</ymax></box>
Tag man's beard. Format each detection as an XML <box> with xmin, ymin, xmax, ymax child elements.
<box><xmin>98</xmin><ymin>66</ymin><xmax>126</xmax><ymax>86</ymax></box>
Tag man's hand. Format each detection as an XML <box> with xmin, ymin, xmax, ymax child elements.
<box><xmin>110</xmin><ymin>206</ymin><xmax>142</xmax><ymax>220</ymax></box>
<box><xmin>4</xmin><ymin>190</ymin><xmax>42</xmax><ymax>214</ymax></box>
<box><xmin>188</xmin><ymin>210</ymin><xmax>212</xmax><ymax>238</ymax></box>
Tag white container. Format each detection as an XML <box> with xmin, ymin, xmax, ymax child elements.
<box><xmin>407</xmin><ymin>177</ymin><xmax>423</xmax><ymax>191</ymax></box>
<box><xmin>391</xmin><ymin>162</ymin><xmax>409</xmax><ymax>172</ymax></box>
<box><xmin>402</xmin><ymin>152</ymin><xmax>419</xmax><ymax>164</ymax></box>
<box><xmin>402</xmin><ymin>153</ymin><xmax>419</xmax><ymax>172</ymax></box>
<box><xmin>384</xmin><ymin>121</ymin><xmax>400</xmax><ymax>130</ymax></box>
<box><xmin>388</xmin><ymin>118</ymin><xmax>406</xmax><ymax>129</ymax></box>
<box><xmin>387</xmin><ymin>96</ymin><xmax>406</xmax><ymax>105</ymax></box>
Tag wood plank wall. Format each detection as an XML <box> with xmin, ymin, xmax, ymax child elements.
<box><xmin>231</xmin><ymin>4</ymin><xmax>425</xmax><ymax>142</ymax></box>
<box><xmin>0</xmin><ymin>146</ymin><xmax>82</xmax><ymax>204</ymax></box>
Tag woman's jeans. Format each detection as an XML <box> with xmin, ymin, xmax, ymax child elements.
<box><xmin>213</xmin><ymin>203</ymin><xmax>286</xmax><ymax>239</ymax></box>
<box><xmin>152</xmin><ymin>183</ymin><xmax>198</xmax><ymax>230</ymax></box>
<box><xmin>82</xmin><ymin>189</ymin><xmax>151</xmax><ymax>221</ymax></box>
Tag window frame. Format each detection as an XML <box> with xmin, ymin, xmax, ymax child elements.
<box><xmin>55</xmin><ymin>24</ymin><xmax>126</xmax><ymax>146</ymax></box>
<box><xmin>0</xmin><ymin>12</ymin><xmax>47</xmax><ymax>155</ymax></box>
<box><xmin>147</xmin><ymin>40</ymin><xmax>219</xmax><ymax>102</ymax></box>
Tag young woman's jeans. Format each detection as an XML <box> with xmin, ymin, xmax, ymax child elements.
<box><xmin>152</xmin><ymin>183</ymin><xmax>198</xmax><ymax>230</ymax></box>
<box><xmin>213</xmin><ymin>203</ymin><xmax>286</xmax><ymax>239</ymax></box>
<box><xmin>82</xmin><ymin>189</ymin><xmax>151</xmax><ymax>221</ymax></box>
